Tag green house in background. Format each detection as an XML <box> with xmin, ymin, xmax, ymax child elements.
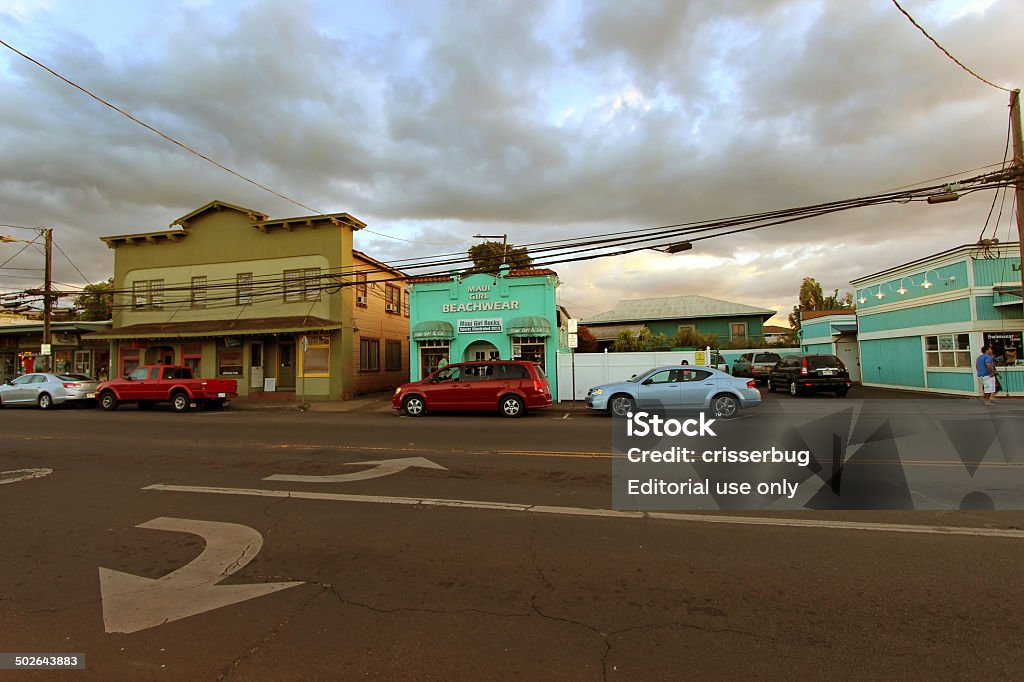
<box><xmin>850</xmin><ymin>242</ymin><xmax>1023</xmax><ymax>397</ymax></box>
<box><xmin>581</xmin><ymin>295</ymin><xmax>776</xmax><ymax>349</ymax></box>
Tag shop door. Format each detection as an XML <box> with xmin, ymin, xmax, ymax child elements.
<box><xmin>836</xmin><ymin>339</ymin><xmax>861</xmax><ymax>382</ymax></box>
<box><xmin>74</xmin><ymin>350</ymin><xmax>92</xmax><ymax>377</ymax></box>
<box><xmin>278</xmin><ymin>342</ymin><xmax>296</xmax><ymax>389</ymax></box>
<box><xmin>250</xmin><ymin>341</ymin><xmax>264</xmax><ymax>389</ymax></box>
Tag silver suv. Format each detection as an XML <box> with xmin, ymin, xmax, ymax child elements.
<box><xmin>731</xmin><ymin>352</ymin><xmax>781</xmax><ymax>385</ymax></box>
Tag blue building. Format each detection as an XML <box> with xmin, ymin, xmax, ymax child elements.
<box><xmin>850</xmin><ymin>242</ymin><xmax>1022</xmax><ymax>396</ymax></box>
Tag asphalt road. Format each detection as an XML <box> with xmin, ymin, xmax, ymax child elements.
<box><xmin>1</xmin><ymin>393</ymin><xmax>1023</xmax><ymax>680</ymax></box>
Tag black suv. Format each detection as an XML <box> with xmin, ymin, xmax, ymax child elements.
<box><xmin>767</xmin><ymin>354</ymin><xmax>851</xmax><ymax>397</ymax></box>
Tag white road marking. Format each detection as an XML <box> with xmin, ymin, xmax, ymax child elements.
<box><xmin>0</xmin><ymin>468</ymin><xmax>53</xmax><ymax>485</ymax></box>
<box><xmin>143</xmin><ymin>485</ymin><xmax>1024</xmax><ymax>538</ymax></box>
<box><xmin>98</xmin><ymin>517</ymin><xmax>303</xmax><ymax>634</ymax></box>
<box><xmin>264</xmin><ymin>456</ymin><xmax>446</xmax><ymax>483</ymax></box>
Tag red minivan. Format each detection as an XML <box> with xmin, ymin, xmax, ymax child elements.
<box><xmin>393</xmin><ymin>361</ymin><xmax>553</xmax><ymax>417</ymax></box>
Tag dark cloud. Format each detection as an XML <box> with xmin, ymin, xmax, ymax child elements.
<box><xmin>0</xmin><ymin>0</ymin><xmax>1020</xmax><ymax>324</ymax></box>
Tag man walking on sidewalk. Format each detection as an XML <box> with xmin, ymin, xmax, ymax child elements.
<box><xmin>976</xmin><ymin>344</ymin><xmax>998</xmax><ymax>405</ymax></box>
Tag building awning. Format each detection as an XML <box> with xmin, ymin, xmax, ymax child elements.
<box><xmin>412</xmin><ymin>320</ymin><xmax>455</xmax><ymax>341</ymax></box>
<box><xmin>993</xmin><ymin>284</ymin><xmax>1023</xmax><ymax>308</ymax></box>
<box><xmin>831</xmin><ymin>322</ymin><xmax>858</xmax><ymax>335</ymax></box>
<box><xmin>83</xmin><ymin>316</ymin><xmax>342</xmax><ymax>340</ymax></box>
<box><xmin>586</xmin><ymin>323</ymin><xmax>645</xmax><ymax>341</ymax></box>
<box><xmin>507</xmin><ymin>316</ymin><xmax>551</xmax><ymax>337</ymax></box>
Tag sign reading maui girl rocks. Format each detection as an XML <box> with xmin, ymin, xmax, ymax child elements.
<box><xmin>611</xmin><ymin>400</ymin><xmax>1024</xmax><ymax>511</ymax></box>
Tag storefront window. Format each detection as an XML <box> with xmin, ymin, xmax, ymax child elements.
<box><xmin>512</xmin><ymin>336</ymin><xmax>547</xmax><ymax>370</ymax></box>
<box><xmin>53</xmin><ymin>350</ymin><xmax>73</xmax><ymax>374</ymax></box>
<box><xmin>419</xmin><ymin>340</ymin><xmax>449</xmax><ymax>378</ymax></box>
<box><xmin>984</xmin><ymin>332</ymin><xmax>1022</xmax><ymax>366</ymax></box>
<box><xmin>924</xmin><ymin>333</ymin><xmax>970</xmax><ymax>368</ymax></box>
<box><xmin>218</xmin><ymin>339</ymin><xmax>244</xmax><ymax>376</ymax></box>
<box><xmin>301</xmin><ymin>334</ymin><xmax>330</xmax><ymax>376</ymax></box>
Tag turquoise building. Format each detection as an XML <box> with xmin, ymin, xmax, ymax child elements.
<box><xmin>850</xmin><ymin>242</ymin><xmax>1023</xmax><ymax>396</ymax></box>
<box><xmin>408</xmin><ymin>265</ymin><xmax>567</xmax><ymax>396</ymax></box>
<box><xmin>798</xmin><ymin>310</ymin><xmax>861</xmax><ymax>382</ymax></box>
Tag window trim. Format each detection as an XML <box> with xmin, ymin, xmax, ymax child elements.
<box><xmin>236</xmin><ymin>273</ymin><xmax>253</xmax><ymax>306</ymax></box>
<box><xmin>190</xmin><ymin>276</ymin><xmax>208</xmax><ymax>308</ymax></box>
<box><xmin>385</xmin><ymin>339</ymin><xmax>403</xmax><ymax>372</ymax></box>
<box><xmin>359</xmin><ymin>337</ymin><xmax>381</xmax><ymax>371</ymax></box>
<box><xmin>131</xmin><ymin>279</ymin><xmax>164</xmax><ymax>310</ymax></box>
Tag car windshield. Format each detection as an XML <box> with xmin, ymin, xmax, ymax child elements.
<box><xmin>627</xmin><ymin>368</ymin><xmax>657</xmax><ymax>383</ymax></box>
<box><xmin>56</xmin><ymin>374</ymin><xmax>94</xmax><ymax>381</ymax></box>
<box><xmin>754</xmin><ymin>353</ymin><xmax>780</xmax><ymax>363</ymax></box>
<box><xmin>807</xmin><ymin>355</ymin><xmax>841</xmax><ymax>369</ymax></box>
<box><xmin>532</xmin><ymin>364</ymin><xmax>547</xmax><ymax>379</ymax></box>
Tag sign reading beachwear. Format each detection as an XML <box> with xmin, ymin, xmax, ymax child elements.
<box><xmin>457</xmin><ymin>318</ymin><xmax>503</xmax><ymax>334</ymax></box>
<box><xmin>442</xmin><ymin>301</ymin><xmax>520</xmax><ymax>313</ymax></box>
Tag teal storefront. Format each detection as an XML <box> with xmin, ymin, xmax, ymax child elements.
<box><xmin>850</xmin><ymin>242</ymin><xmax>1023</xmax><ymax>396</ymax></box>
<box><xmin>408</xmin><ymin>265</ymin><xmax>566</xmax><ymax>397</ymax></box>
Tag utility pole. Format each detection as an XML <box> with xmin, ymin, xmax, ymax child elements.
<box><xmin>43</xmin><ymin>227</ymin><xmax>53</xmax><ymax>372</ymax></box>
<box><xmin>1011</xmin><ymin>89</ymin><xmax>1024</xmax><ymax>302</ymax></box>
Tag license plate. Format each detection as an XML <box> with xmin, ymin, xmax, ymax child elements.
<box><xmin>820</xmin><ymin>369</ymin><xmax>835</xmax><ymax>376</ymax></box>
<box><xmin>217</xmin><ymin>392</ymin><xmax>227</xmax><ymax>398</ymax></box>
<box><xmin>86</xmin><ymin>392</ymin><xmax>96</xmax><ymax>398</ymax></box>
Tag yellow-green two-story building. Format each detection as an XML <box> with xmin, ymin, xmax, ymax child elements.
<box><xmin>88</xmin><ymin>200</ymin><xmax>408</xmax><ymax>400</ymax></box>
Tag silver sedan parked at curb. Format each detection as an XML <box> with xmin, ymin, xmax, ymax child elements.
<box><xmin>585</xmin><ymin>366</ymin><xmax>761</xmax><ymax>418</ymax></box>
<box><xmin>0</xmin><ymin>373</ymin><xmax>100</xmax><ymax>409</ymax></box>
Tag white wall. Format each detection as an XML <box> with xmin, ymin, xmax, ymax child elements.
<box><xmin>555</xmin><ymin>351</ymin><xmax>701</xmax><ymax>401</ymax></box>
<box><xmin>555</xmin><ymin>348</ymin><xmax>801</xmax><ymax>401</ymax></box>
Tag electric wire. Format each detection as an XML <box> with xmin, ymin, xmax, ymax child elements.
<box><xmin>891</xmin><ymin>0</ymin><xmax>1013</xmax><ymax>93</ymax></box>
<box><xmin>0</xmin><ymin>39</ymin><xmax>462</xmax><ymax>247</ymax></box>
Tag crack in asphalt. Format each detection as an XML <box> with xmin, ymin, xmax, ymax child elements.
<box><xmin>216</xmin><ymin>587</ymin><xmax>326</xmax><ymax>681</ymax></box>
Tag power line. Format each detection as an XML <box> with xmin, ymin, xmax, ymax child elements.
<box><xmin>52</xmin><ymin>238</ymin><xmax>96</xmax><ymax>285</ymax></box>
<box><xmin>0</xmin><ymin>39</ymin><xmax>462</xmax><ymax>247</ymax></box>
<box><xmin>891</xmin><ymin>0</ymin><xmax>1013</xmax><ymax>93</ymax></box>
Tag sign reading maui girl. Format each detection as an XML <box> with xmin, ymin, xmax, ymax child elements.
<box><xmin>612</xmin><ymin>400</ymin><xmax>1024</xmax><ymax>511</ymax></box>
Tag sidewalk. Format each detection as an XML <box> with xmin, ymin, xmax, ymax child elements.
<box><xmin>231</xmin><ymin>392</ymin><xmax>593</xmax><ymax>413</ymax></box>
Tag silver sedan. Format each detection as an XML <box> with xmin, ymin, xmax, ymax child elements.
<box><xmin>0</xmin><ymin>373</ymin><xmax>100</xmax><ymax>409</ymax></box>
<box><xmin>585</xmin><ymin>366</ymin><xmax>761</xmax><ymax>418</ymax></box>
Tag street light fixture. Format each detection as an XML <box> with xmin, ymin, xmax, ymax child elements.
<box><xmin>651</xmin><ymin>241</ymin><xmax>693</xmax><ymax>254</ymax></box>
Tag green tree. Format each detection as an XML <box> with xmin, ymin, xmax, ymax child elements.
<box><xmin>72</xmin><ymin>278</ymin><xmax>114</xmax><ymax>320</ymax></box>
<box><xmin>788</xmin><ymin>277</ymin><xmax>853</xmax><ymax>331</ymax></box>
<box><xmin>467</xmin><ymin>241</ymin><xmax>532</xmax><ymax>274</ymax></box>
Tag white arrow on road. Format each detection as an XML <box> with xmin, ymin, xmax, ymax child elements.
<box><xmin>263</xmin><ymin>456</ymin><xmax>447</xmax><ymax>483</ymax></box>
<box><xmin>0</xmin><ymin>468</ymin><xmax>53</xmax><ymax>485</ymax></box>
<box><xmin>99</xmin><ymin>517</ymin><xmax>303</xmax><ymax>634</ymax></box>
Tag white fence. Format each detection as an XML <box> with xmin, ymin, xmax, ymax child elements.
<box><xmin>554</xmin><ymin>348</ymin><xmax>801</xmax><ymax>401</ymax></box>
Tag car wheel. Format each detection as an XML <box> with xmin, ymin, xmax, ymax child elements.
<box><xmin>711</xmin><ymin>393</ymin><xmax>740</xmax><ymax>419</ymax></box>
<box><xmin>99</xmin><ymin>392</ymin><xmax>118</xmax><ymax>411</ymax></box>
<box><xmin>499</xmin><ymin>394</ymin><xmax>524</xmax><ymax>418</ymax></box>
<box><xmin>402</xmin><ymin>394</ymin><xmax>425</xmax><ymax>417</ymax></box>
<box><xmin>789</xmin><ymin>380</ymin><xmax>801</xmax><ymax>397</ymax></box>
<box><xmin>37</xmin><ymin>393</ymin><xmax>54</xmax><ymax>410</ymax></box>
<box><xmin>171</xmin><ymin>391</ymin><xmax>191</xmax><ymax>413</ymax></box>
<box><xmin>835</xmin><ymin>388</ymin><xmax>849</xmax><ymax>397</ymax></box>
<box><xmin>609</xmin><ymin>394</ymin><xmax>635</xmax><ymax>418</ymax></box>
<box><xmin>767</xmin><ymin>378</ymin><xmax>776</xmax><ymax>393</ymax></box>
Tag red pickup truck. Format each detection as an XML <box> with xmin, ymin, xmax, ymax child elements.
<box><xmin>96</xmin><ymin>365</ymin><xmax>238</xmax><ymax>412</ymax></box>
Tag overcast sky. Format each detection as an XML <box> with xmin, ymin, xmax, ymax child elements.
<box><xmin>1</xmin><ymin>0</ymin><xmax>1021</xmax><ymax>325</ymax></box>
